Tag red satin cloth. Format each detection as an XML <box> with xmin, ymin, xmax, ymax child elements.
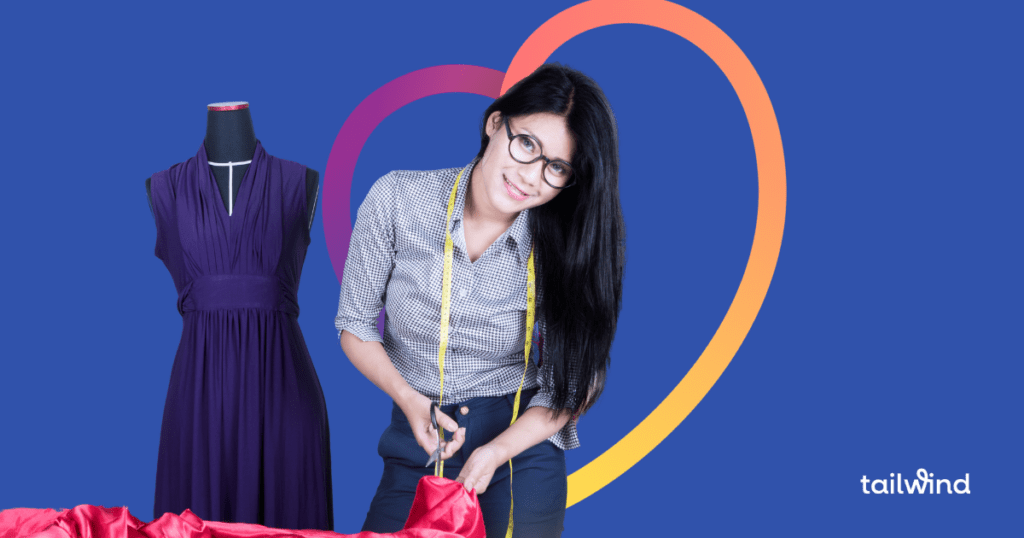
<box><xmin>0</xmin><ymin>477</ymin><xmax>484</xmax><ymax>538</ymax></box>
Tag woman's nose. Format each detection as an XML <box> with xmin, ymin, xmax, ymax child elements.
<box><xmin>519</xmin><ymin>160</ymin><xmax>545</xmax><ymax>188</ymax></box>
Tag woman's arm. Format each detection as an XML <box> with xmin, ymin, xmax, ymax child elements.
<box><xmin>340</xmin><ymin>331</ymin><xmax>465</xmax><ymax>460</ymax></box>
<box><xmin>455</xmin><ymin>405</ymin><xmax>571</xmax><ymax>493</ymax></box>
<box><xmin>335</xmin><ymin>172</ymin><xmax>465</xmax><ymax>460</ymax></box>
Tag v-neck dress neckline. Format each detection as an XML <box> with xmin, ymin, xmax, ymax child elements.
<box><xmin>199</xmin><ymin>140</ymin><xmax>260</xmax><ymax>222</ymax></box>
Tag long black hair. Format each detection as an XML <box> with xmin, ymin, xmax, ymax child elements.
<box><xmin>477</xmin><ymin>63</ymin><xmax>625</xmax><ymax>416</ymax></box>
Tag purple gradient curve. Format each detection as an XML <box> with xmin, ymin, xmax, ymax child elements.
<box><xmin>323</xmin><ymin>65</ymin><xmax>505</xmax><ymax>284</ymax></box>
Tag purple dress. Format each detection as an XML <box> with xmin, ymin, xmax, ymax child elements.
<box><xmin>150</xmin><ymin>141</ymin><xmax>333</xmax><ymax>530</ymax></box>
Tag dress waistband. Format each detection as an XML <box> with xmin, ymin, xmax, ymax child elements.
<box><xmin>177</xmin><ymin>274</ymin><xmax>299</xmax><ymax>316</ymax></box>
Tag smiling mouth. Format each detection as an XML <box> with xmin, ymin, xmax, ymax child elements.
<box><xmin>504</xmin><ymin>175</ymin><xmax>529</xmax><ymax>200</ymax></box>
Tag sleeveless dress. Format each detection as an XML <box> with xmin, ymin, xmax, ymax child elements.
<box><xmin>149</xmin><ymin>141</ymin><xmax>333</xmax><ymax>530</ymax></box>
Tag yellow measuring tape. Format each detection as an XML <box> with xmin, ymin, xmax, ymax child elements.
<box><xmin>438</xmin><ymin>166</ymin><xmax>534</xmax><ymax>538</ymax></box>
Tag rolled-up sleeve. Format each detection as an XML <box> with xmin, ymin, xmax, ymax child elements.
<box><xmin>525</xmin><ymin>317</ymin><xmax>581</xmax><ymax>450</ymax></box>
<box><xmin>335</xmin><ymin>171</ymin><xmax>398</xmax><ymax>342</ymax></box>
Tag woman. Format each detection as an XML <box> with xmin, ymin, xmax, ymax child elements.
<box><xmin>335</xmin><ymin>63</ymin><xmax>624</xmax><ymax>537</ymax></box>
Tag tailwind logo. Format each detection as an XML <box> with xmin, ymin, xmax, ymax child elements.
<box><xmin>861</xmin><ymin>468</ymin><xmax>970</xmax><ymax>494</ymax></box>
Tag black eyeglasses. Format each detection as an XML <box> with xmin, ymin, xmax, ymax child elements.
<box><xmin>504</xmin><ymin>117</ymin><xmax>576</xmax><ymax>189</ymax></box>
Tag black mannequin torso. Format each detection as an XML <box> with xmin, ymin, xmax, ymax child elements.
<box><xmin>145</xmin><ymin>103</ymin><xmax>319</xmax><ymax>228</ymax></box>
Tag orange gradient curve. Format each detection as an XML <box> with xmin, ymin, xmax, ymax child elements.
<box><xmin>501</xmin><ymin>0</ymin><xmax>787</xmax><ymax>507</ymax></box>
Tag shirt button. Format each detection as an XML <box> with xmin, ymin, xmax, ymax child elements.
<box><xmin>460</xmin><ymin>289</ymin><xmax>468</xmax><ymax>299</ymax></box>
<box><xmin>460</xmin><ymin>406</ymin><xmax>469</xmax><ymax>416</ymax></box>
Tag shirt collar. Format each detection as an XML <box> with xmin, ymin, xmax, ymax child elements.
<box><xmin>451</xmin><ymin>158</ymin><xmax>534</xmax><ymax>265</ymax></box>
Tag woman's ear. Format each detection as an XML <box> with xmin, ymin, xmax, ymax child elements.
<box><xmin>485</xmin><ymin>111</ymin><xmax>503</xmax><ymax>138</ymax></box>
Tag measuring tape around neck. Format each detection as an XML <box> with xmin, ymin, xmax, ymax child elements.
<box><xmin>438</xmin><ymin>165</ymin><xmax>534</xmax><ymax>537</ymax></box>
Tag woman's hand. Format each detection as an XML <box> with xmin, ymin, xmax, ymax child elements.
<box><xmin>454</xmin><ymin>406</ymin><xmax>572</xmax><ymax>493</ymax></box>
<box><xmin>396</xmin><ymin>389</ymin><xmax>466</xmax><ymax>460</ymax></box>
<box><xmin>455</xmin><ymin>444</ymin><xmax>507</xmax><ymax>494</ymax></box>
<box><xmin>340</xmin><ymin>332</ymin><xmax>466</xmax><ymax>460</ymax></box>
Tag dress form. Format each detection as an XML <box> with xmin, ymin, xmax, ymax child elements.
<box><xmin>145</xmin><ymin>102</ymin><xmax>319</xmax><ymax>227</ymax></box>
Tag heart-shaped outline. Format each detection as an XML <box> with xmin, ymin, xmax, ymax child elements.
<box><xmin>324</xmin><ymin>0</ymin><xmax>786</xmax><ymax>507</ymax></box>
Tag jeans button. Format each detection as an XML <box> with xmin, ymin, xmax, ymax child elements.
<box><xmin>460</xmin><ymin>406</ymin><xmax>469</xmax><ymax>416</ymax></box>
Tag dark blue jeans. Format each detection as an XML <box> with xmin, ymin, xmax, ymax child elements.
<box><xmin>362</xmin><ymin>388</ymin><xmax>566</xmax><ymax>537</ymax></box>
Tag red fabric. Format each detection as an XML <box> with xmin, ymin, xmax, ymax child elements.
<box><xmin>0</xmin><ymin>477</ymin><xmax>483</xmax><ymax>538</ymax></box>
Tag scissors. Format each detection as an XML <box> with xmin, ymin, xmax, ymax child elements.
<box><xmin>425</xmin><ymin>403</ymin><xmax>445</xmax><ymax>472</ymax></box>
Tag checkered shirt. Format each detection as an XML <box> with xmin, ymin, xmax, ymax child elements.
<box><xmin>335</xmin><ymin>160</ymin><xmax>579</xmax><ymax>450</ymax></box>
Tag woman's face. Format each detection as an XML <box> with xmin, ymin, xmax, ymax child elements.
<box><xmin>472</xmin><ymin>110</ymin><xmax>574</xmax><ymax>220</ymax></box>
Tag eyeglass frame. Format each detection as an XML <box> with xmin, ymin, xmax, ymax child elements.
<box><xmin>503</xmin><ymin>116</ymin><xmax>576</xmax><ymax>189</ymax></box>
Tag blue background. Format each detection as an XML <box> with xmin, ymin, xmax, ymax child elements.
<box><xmin>1</xmin><ymin>1</ymin><xmax>1020</xmax><ymax>535</ymax></box>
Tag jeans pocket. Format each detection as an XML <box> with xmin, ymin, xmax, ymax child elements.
<box><xmin>378</xmin><ymin>406</ymin><xmax>427</xmax><ymax>466</ymax></box>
